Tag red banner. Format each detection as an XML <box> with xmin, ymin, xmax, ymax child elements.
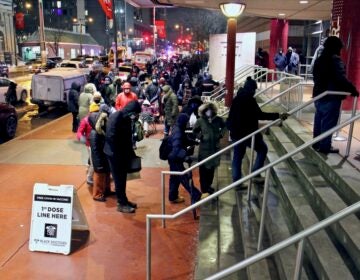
<box><xmin>155</xmin><ymin>20</ymin><xmax>166</xmax><ymax>39</ymax></box>
<box><xmin>98</xmin><ymin>0</ymin><xmax>113</xmax><ymax>19</ymax></box>
<box><xmin>15</xmin><ymin>13</ymin><xmax>25</xmax><ymax>30</ymax></box>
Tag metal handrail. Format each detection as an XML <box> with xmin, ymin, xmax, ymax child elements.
<box><xmin>206</xmin><ymin>201</ymin><xmax>360</xmax><ymax>280</ymax></box>
<box><xmin>147</xmin><ymin>91</ymin><xmax>356</xmax><ymax>279</ymax></box>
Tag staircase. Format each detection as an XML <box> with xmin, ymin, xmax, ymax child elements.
<box><xmin>195</xmin><ymin>112</ymin><xmax>360</xmax><ymax>279</ymax></box>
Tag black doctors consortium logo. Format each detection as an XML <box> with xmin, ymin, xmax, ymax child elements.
<box><xmin>44</xmin><ymin>223</ymin><xmax>58</xmax><ymax>238</ymax></box>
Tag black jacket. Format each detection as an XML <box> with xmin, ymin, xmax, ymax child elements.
<box><xmin>103</xmin><ymin>101</ymin><xmax>140</xmax><ymax>164</ymax></box>
<box><xmin>227</xmin><ymin>88</ymin><xmax>279</xmax><ymax>140</ymax></box>
<box><xmin>88</xmin><ymin>112</ymin><xmax>109</xmax><ymax>173</ymax></box>
<box><xmin>68</xmin><ymin>82</ymin><xmax>81</xmax><ymax>113</ymax></box>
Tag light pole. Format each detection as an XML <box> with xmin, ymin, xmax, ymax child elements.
<box><xmin>38</xmin><ymin>0</ymin><xmax>47</xmax><ymax>65</ymax></box>
<box><xmin>220</xmin><ymin>2</ymin><xmax>246</xmax><ymax>107</ymax></box>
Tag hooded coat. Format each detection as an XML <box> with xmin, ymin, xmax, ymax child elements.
<box><xmin>312</xmin><ymin>36</ymin><xmax>358</xmax><ymax>101</ymax></box>
<box><xmin>68</xmin><ymin>82</ymin><xmax>81</xmax><ymax>113</ymax></box>
<box><xmin>193</xmin><ymin>103</ymin><xmax>226</xmax><ymax>168</ymax></box>
<box><xmin>104</xmin><ymin>101</ymin><xmax>141</xmax><ymax>165</ymax></box>
<box><xmin>78</xmin><ymin>83</ymin><xmax>95</xmax><ymax>120</ymax></box>
<box><xmin>227</xmin><ymin>77</ymin><xmax>279</xmax><ymax>140</ymax></box>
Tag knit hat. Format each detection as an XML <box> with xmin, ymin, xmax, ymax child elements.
<box><xmin>89</xmin><ymin>102</ymin><xmax>100</xmax><ymax>113</ymax></box>
<box><xmin>93</xmin><ymin>92</ymin><xmax>102</xmax><ymax>101</ymax></box>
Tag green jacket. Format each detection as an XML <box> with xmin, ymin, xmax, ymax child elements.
<box><xmin>193</xmin><ymin>103</ymin><xmax>226</xmax><ymax>168</ymax></box>
<box><xmin>162</xmin><ymin>85</ymin><xmax>179</xmax><ymax>126</ymax></box>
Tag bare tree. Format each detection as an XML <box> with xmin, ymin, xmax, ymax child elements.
<box><xmin>47</xmin><ymin>28</ymin><xmax>64</xmax><ymax>56</ymax></box>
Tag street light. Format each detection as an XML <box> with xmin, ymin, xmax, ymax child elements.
<box><xmin>220</xmin><ymin>1</ymin><xmax>246</xmax><ymax>107</ymax></box>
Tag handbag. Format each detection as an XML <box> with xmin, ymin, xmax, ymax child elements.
<box><xmin>128</xmin><ymin>156</ymin><xmax>142</xmax><ymax>173</ymax></box>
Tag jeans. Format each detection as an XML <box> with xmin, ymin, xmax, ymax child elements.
<box><xmin>313</xmin><ymin>99</ymin><xmax>341</xmax><ymax>151</ymax></box>
<box><xmin>168</xmin><ymin>159</ymin><xmax>201</xmax><ymax>202</ymax></box>
<box><xmin>232</xmin><ymin>134</ymin><xmax>268</xmax><ymax>182</ymax></box>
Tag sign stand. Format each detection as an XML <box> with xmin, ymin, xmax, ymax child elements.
<box><xmin>29</xmin><ymin>183</ymin><xmax>89</xmax><ymax>255</ymax></box>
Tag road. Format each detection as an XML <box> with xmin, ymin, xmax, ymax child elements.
<box><xmin>0</xmin><ymin>74</ymin><xmax>68</xmax><ymax>144</ymax></box>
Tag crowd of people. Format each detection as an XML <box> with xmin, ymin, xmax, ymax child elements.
<box><xmin>70</xmin><ymin>36</ymin><xmax>359</xmax><ymax>214</ymax></box>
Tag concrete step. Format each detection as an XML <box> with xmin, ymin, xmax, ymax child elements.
<box><xmin>282</xmin><ymin>118</ymin><xmax>360</xmax><ymax>206</ymax></box>
<box><xmin>195</xmin><ymin>156</ymin><xmax>246</xmax><ymax>279</ymax></box>
<box><xmin>269</xmin><ymin>126</ymin><xmax>360</xmax><ymax>275</ymax></box>
<box><xmin>264</xmin><ymin>137</ymin><xmax>354</xmax><ymax>279</ymax></box>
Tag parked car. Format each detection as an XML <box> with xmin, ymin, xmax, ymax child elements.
<box><xmin>48</xmin><ymin>56</ymin><xmax>63</xmax><ymax>66</ymax></box>
<box><xmin>0</xmin><ymin>77</ymin><xmax>28</xmax><ymax>103</ymax></box>
<box><xmin>46</xmin><ymin>59</ymin><xmax>57</xmax><ymax>69</ymax></box>
<box><xmin>0</xmin><ymin>103</ymin><xmax>17</xmax><ymax>139</ymax></box>
<box><xmin>0</xmin><ymin>61</ymin><xmax>9</xmax><ymax>77</ymax></box>
<box><xmin>60</xmin><ymin>60</ymin><xmax>90</xmax><ymax>76</ymax></box>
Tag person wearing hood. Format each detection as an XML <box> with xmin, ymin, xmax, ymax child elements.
<box><xmin>227</xmin><ymin>77</ymin><xmax>288</xmax><ymax>185</ymax></box>
<box><xmin>193</xmin><ymin>102</ymin><xmax>226</xmax><ymax>194</ymax></box>
<box><xmin>168</xmin><ymin>113</ymin><xmax>207</xmax><ymax>203</ymax></box>
<box><xmin>312</xmin><ymin>36</ymin><xmax>359</xmax><ymax>154</ymax></box>
<box><xmin>106</xmin><ymin>76</ymin><xmax>122</xmax><ymax>106</ymax></box>
<box><xmin>68</xmin><ymin>82</ymin><xmax>81</xmax><ymax>132</ymax></box>
<box><xmin>88</xmin><ymin>106</ymin><xmax>113</xmax><ymax>202</ymax></box>
<box><xmin>181</xmin><ymin>96</ymin><xmax>203</xmax><ymax>128</ymax></box>
<box><xmin>115</xmin><ymin>82</ymin><xmax>138</xmax><ymax>111</ymax></box>
<box><xmin>104</xmin><ymin>101</ymin><xmax>141</xmax><ymax>213</ymax></box>
<box><xmin>162</xmin><ymin>85</ymin><xmax>179</xmax><ymax>136</ymax></box>
<box><xmin>78</xmin><ymin>83</ymin><xmax>95</xmax><ymax>121</ymax></box>
<box><xmin>144</xmin><ymin>78</ymin><xmax>161</xmax><ymax>104</ymax></box>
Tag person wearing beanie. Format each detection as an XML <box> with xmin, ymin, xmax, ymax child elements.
<box><xmin>104</xmin><ymin>101</ymin><xmax>141</xmax><ymax>213</ymax></box>
<box><xmin>162</xmin><ymin>85</ymin><xmax>179</xmax><ymax>136</ymax></box>
<box><xmin>312</xmin><ymin>36</ymin><xmax>359</xmax><ymax>154</ymax></box>
<box><xmin>227</xmin><ymin>76</ymin><xmax>288</xmax><ymax>186</ymax></box>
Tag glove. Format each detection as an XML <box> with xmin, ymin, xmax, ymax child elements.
<box><xmin>279</xmin><ymin>113</ymin><xmax>289</xmax><ymax>121</ymax></box>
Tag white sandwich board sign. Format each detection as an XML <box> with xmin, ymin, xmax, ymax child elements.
<box><xmin>29</xmin><ymin>183</ymin><xmax>75</xmax><ymax>255</ymax></box>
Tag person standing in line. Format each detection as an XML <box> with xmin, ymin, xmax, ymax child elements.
<box><xmin>115</xmin><ymin>82</ymin><xmax>138</xmax><ymax>111</ymax></box>
<box><xmin>104</xmin><ymin>100</ymin><xmax>141</xmax><ymax>213</ymax></box>
<box><xmin>312</xmin><ymin>36</ymin><xmax>359</xmax><ymax>154</ymax></box>
<box><xmin>168</xmin><ymin>113</ymin><xmax>207</xmax><ymax>204</ymax></box>
<box><xmin>162</xmin><ymin>85</ymin><xmax>179</xmax><ymax>137</ymax></box>
<box><xmin>227</xmin><ymin>77</ymin><xmax>288</xmax><ymax>185</ymax></box>
<box><xmin>78</xmin><ymin>83</ymin><xmax>95</xmax><ymax>121</ymax></box>
<box><xmin>68</xmin><ymin>82</ymin><xmax>81</xmax><ymax>132</ymax></box>
<box><xmin>273</xmin><ymin>48</ymin><xmax>287</xmax><ymax>80</ymax></box>
<box><xmin>192</xmin><ymin>102</ymin><xmax>226</xmax><ymax>194</ymax></box>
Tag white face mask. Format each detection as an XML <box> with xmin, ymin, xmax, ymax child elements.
<box><xmin>205</xmin><ymin>110</ymin><xmax>213</xmax><ymax>117</ymax></box>
<box><xmin>129</xmin><ymin>114</ymin><xmax>137</xmax><ymax>120</ymax></box>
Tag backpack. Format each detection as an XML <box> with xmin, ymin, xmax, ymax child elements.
<box><xmin>159</xmin><ymin>136</ymin><xmax>172</xmax><ymax>160</ymax></box>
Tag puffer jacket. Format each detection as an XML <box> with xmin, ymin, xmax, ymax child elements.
<box><xmin>193</xmin><ymin>103</ymin><xmax>226</xmax><ymax>168</ymax></box>
<box><xmin>88</xmin><ymin>112</ymin><xmax>109</xmax><ymax>173</ymax></box>
<box><xmin>78</xmin><ymin>83</ymin><xmax>95</xmax><ymax>121</ymax></box>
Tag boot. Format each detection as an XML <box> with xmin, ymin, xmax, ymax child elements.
<box><xmin>93</xmin><ymin>172</ymin><xmax>106</xmax><ymax>202</ymax></box>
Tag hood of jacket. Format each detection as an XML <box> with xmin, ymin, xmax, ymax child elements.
<box><xmin>176</xmin><ymin>113</ymin><xmax>189</xmax><ymax>129</ymax></box>
<box><xmin>71</xmin><ymin>82</ymin><xmax>81</xmax><ymax>92</ymax></box>
<box><xmin>122</xmin><ymin>100</ymin><xmax>141</xmax><ymax>117</ymax></box>
<box><xmin>198</xmin><ymin>102</ymin><xmax>218</xmax><ymax>117</ymax></box>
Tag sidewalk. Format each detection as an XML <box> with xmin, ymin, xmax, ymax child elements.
<box><xmin>0</xmin><ymin>114</ymin><xmax>200</xmax><ymax>279</ymax></box>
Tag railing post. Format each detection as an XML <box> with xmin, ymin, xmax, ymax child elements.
<box><xmin>257</xmin><ymin>169</ymin><xmax>271</xmax><ymax>251</ymax></box>
<box><xmin>161</xmin><ymin>172</ymin><xmax>166</xmax><ymax>228</ymax></box>
<box><xmin>146</xmin><ymin>216</ymin><xmax>152</xmax><ymax>280</ymax></box>
<box><xmin>293</xmin><ymin>239</ymin><xmax>304</xmax><ymax>280</ymax></box>
<box><xmin>247</xmin><ymin>135</ymin><xmax>255</xmax><ymax>201</ymax></box>
<box><xmin>345</xmin><ymin>96</ymin><xmax>358</xmax><ymax>157</ymax></box>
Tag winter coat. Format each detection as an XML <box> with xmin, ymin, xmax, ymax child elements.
<box><xmin>115</xmin><ymin>91</ymin><xmax>138</xmax><ymax>111</ymax></box>
<box><xmin>162</xmin><ymin>85</ymin><xmax>179</xmax><ymax>126</ymax></box>
<box><xmin>88</xmin><ymin>112</ymin><xmax>109</xmax><ymax>173</ymax></box>
<box><xmin>193</xmin><ymin>103</ymin><xmax>226</xmax><ymax>168</ymax></box>
<box><xmin>104</xmin><ymin>101</ymin><xmax>141</xmax><ymax>164</ymax></box>
<box><xmin>274</xmin><ymin>53</ymin><xmax>287</xmax><ymax>71</ymax></box>
<box><xmin>168</xmin><ymin>113</ymin><xmax>196</xmax><ymax>162</ymax></box>
<box><xmin>227</xmin><ymin>87</ymin><xmax>279</xmax><ymax>141</ymax></box>
<box><xmin>144</xmin><ymin>83</ymin><xmax>161</xmax><ymax>103</ymax></box>
<box><xmin>77</xmin><ymin>116</ymin><xmax>92</xmax><ymax>147</ymax></box>
<box><xmin>78</xmin><ymin>84</ymin><xmax>95</xmax><ymax>121</ymax></box>
<box><xmin>313</xmin><ymin>53</ymin><xmax>358</xmax><ymax>101</ymax></box>
<box><xmin>68</xmin><ymin>82</ymin><xmax>81</xmax><ymax>113</ymax></box>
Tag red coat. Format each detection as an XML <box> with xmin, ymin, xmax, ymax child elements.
<box><xmin>77</xmin><ymin>116</ymin><xmax>92</xmax><ymax>147</ymax></box>
<box><xmin>115</xmin><ymin>92</ymin><xmax>138</xmax><ymax>111</ymax></box>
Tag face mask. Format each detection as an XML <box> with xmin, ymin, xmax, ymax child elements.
<box><xmin>129</xmin><ymin>114</ymin><xmax>136</xmax><ymax>120</ymax></box>
<box><xmin>205</xmin><ymin>110</ymin><xmax>213</xmax><ymax>117</ymax></box>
